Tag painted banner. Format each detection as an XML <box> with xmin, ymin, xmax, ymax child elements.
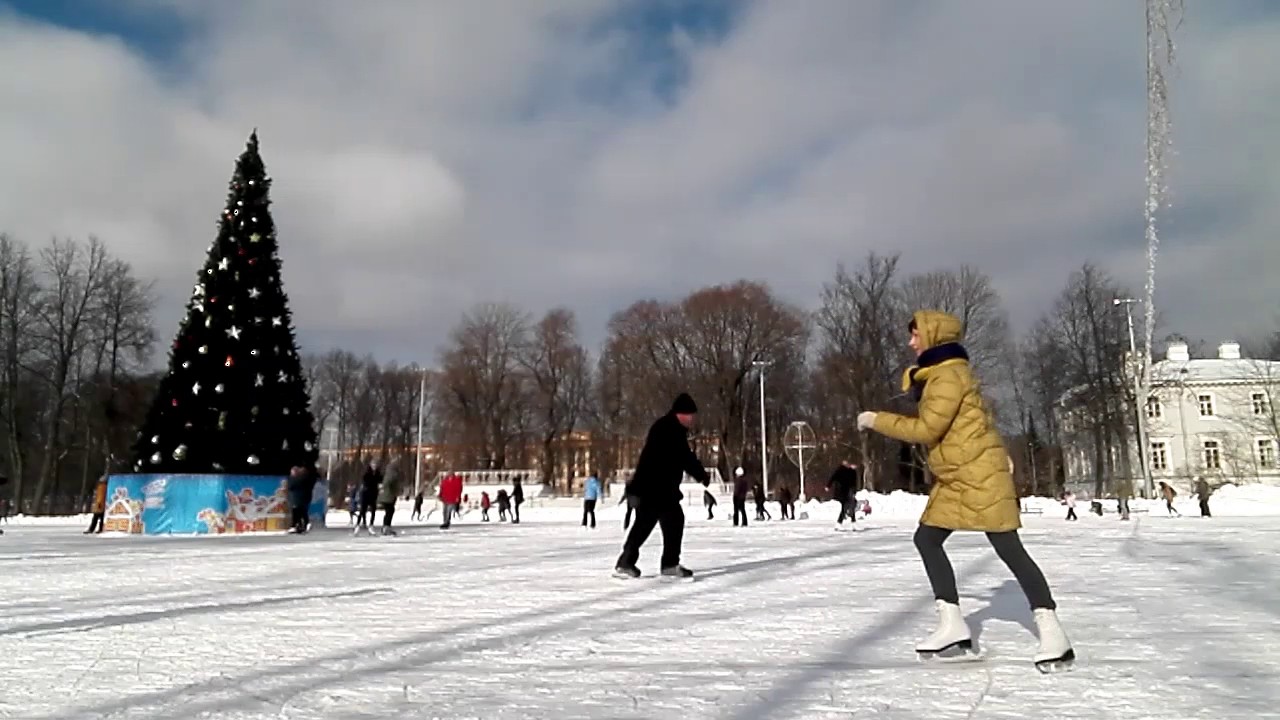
<box><xmin>104</xmin><ymin>474</ymin><xmax>327</xmax><ymax>535</ymax></box>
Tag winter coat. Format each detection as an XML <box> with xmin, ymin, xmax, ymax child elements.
<box><xmin>828</xmin><ymin>466</ymin><xmax>857</xmax><ymax>499</ymax></box>
<box><xmin>496</xmin><ymin>490</ymin><xmax>511</xmax><ymax>509</ymax></box>
<box><xmin>91</xmin><ymin>478</ymin><xmax>108</xmax><ymax>513</ymax></box>
<box><xmin>377</xmin><ymin>474</ymin><xmax>399</xmax><ymax>505</ymax></box>
<box><xmin>626</xmin><ymin>412</ymin><xmax>710</xmax><ymax>504</ymax></box>
<box><xmin>360</xmin><ymin>467</ymin><xmax>382</xmax><ymax>499</ymax></box>
<box><xmin>512</xmin><ymin>481</ymin><xmax>524</xmax><ymax>504</ymax></box>
<box><xmin>871</xmin><ymin>310</ymin><xmax>1019</xmax><ymax>533</ymax></box>
<box><xmin>439</xmin><ymin>474</ymin><xmax>463</xmax><ymax>505</ymax></box>
<box><xmin>733</xmin><ymin>476</ymin><xmax>749</xmax><ymax>501</ymax></box>
<box><xmin>481</xmin><ymin>492</ymin><xmax>491</xmax><ymax>509</ymax></box>
<box><xmin>1195</xmin><ymin>478</ymin><xmax>1211</xmax><ymax>499</ymax></box>
<box><xmin>584</xmin><ymin>476</ymin><xmax>602</xmax><ymax>501</ymax></box>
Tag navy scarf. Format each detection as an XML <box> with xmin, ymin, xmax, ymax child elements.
<box><xmin>908</xmin><ymin>342</ymin><xmax>970</xmax><ymax>401</ymax></box>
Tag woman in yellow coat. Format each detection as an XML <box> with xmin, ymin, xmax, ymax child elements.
<box><xmin>858</xmin><ymin>310</ymin><xmax>1073</xmax><ymax>672</ymax></box>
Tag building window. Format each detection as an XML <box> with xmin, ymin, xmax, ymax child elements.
<box><xmin>1202</xmin><ymin>440</ymin><xmax>1221</xmax><ymax>470</ymax></box>
<box><xmin>1253</xmin><ymin>392</ymin><xmax>1270</xmax><ymax>416</ymax></box>
<box><xmin>1149</xmin><ymin>441</ymin><xmax>1168</xmax><ymax>471</ymax></box>
<box><xmin>1146</xmin><ymin>396</ymin><xmax>1163</xmax><ymax>419</ymax></box>
<box><xmin>1260</xmin><ymin>439</ymin><xmax>1277</xmax><ymax>469</ymax></box>
<box><xmin>1198</xmin><ymin>394</ymin><xmax>1216</xmax><ymax>417</ymax></box>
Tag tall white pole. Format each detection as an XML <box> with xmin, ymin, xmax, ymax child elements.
<box><xmin>797</xmin><ymin>433</ymin><xmax>805</xmax><ymax>504</ymax></box>
<box><xmin>1116</xmin><ymin>298</ymin><xmax>1155</xmax><ymax>499</ymax></box>
<box><xmin>758</xmin><ymin>363</ymin><xmax>768</xmax><ymax>496</ymax></box>
<box><xmin>414</xmin><ymin>368</ymin><xmax>426</xmax><ymax>497</ymax></box>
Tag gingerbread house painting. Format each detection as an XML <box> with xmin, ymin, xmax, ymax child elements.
<box><xmin>103</xmin><ymin>488</ymin><xmax>144</xmax><ymax>534</ymax></box>
<box><xmin>220</xmin><ymin>482</ymin><xmax>291</xmax><ymax>534</ymax></box>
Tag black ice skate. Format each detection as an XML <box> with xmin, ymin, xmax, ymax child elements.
<box><xmin>612</xmin><ymin>565</ymin><xmax>641</xmax><ymax>580</ymax></box>
<box><xmin>660</xmin><ymin>565</ymin><xmax>694</xmax><ymax>581</ymax></box>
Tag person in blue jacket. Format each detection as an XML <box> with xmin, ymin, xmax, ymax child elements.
<box><xmin>583</xmin><ymin>472</ymin><xmax>602</xmax><ymax>528</ymax></box>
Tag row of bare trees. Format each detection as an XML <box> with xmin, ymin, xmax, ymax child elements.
<box><xmin>5</xmin><ymin>230</ymin><xmax>1274</xmax><ymax>512</ymax></box>
<box><xmin>0</xmin><ymin>235</ymin><xmax>156</xmax><ymax>514</ymax></box>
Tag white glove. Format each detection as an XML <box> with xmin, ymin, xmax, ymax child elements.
<box><xmin>857</xmin><ymin>411</ymin><xmax>878</xmax><ymax>431</ymax></box>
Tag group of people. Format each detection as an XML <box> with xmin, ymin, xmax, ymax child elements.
<box><xmin>612</xmin><ymin>309</ymin><xmax>1075</xmax><ymax>672</ymax></box>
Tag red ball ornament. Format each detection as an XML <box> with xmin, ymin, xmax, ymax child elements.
<box><xmin>171</xmin><ymin>398</ymin><xmax>179</xmax><ymax>407</ymax></box>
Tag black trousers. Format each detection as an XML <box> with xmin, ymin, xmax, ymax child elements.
<box><xmin>623</xmin><ymin>504</ymin><xmax>634</xmax><ymax>529</ymax></box>
<box><xmin>512</xmin><ymin>501</ymin><xmax>522</xmax><ymax>523</ymax></box>
<box><xmin>381</xmin><ymin>501</ymin><xmax>396</xmax><ymax>528</ymax></box>
<box><xmin>617</xmin><ymin>502</ymin><xmax>685</xmax><ymax>569</ymax></box>
<box><xmin>837</xmin><ymin>497</ymin><xmax>856</xmax><ymax>524</ymax></box>
<box><xmin>86</xmin><ymin>512</ymin><xmax>104</xmax><ymax>533</ymax></box>
<box><xmin>359</xmin><ymin>494</ymin><xmax>378</xmax><ymax>525</ymax></box>
<box><xmin>913</xmin><ymin>524</ymin><xmax>1056</xmax><ymax>610</ymax></box>
<box><xmin>582</xmin><ymin>499</ymin><xmax>597</xmax><ymax>527</ymax></box>
<box><xmin>1065</xmin><ymin>507</ymin><xmax>1078</xmax><ymax>521</ymax></box>
<box><xmin>733</xmin><ymin>498</ymin><xmax>748</xmax><ymax>526</ymax></box>
<box><xmin>1199</xmin><ymin>499</ymin><xmax>1211</xmax><ymax>517</ymax></box>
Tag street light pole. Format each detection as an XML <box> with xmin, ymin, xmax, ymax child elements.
<box><xmin>1115</xmin><ymin>298</ymin><xmax>1155</xmax><ymax>499</ymax></box>
<box><xmin>752</xmin><ymin>359</ymin><xmax>770</xmax><ymax>496</ymax></box>
<box><xmin>414</xmin><ymin>367</ymin><xmax>427</xmax><ymax>498</ymax></box>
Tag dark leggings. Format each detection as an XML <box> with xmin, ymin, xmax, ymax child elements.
<box><xmin>913</xmin><ymin>524</ymin><xmax>1056</xmax><ymax>610</ymax></box>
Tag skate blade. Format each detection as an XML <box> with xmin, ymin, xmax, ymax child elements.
<box><xmin>1035</xmin><ymin>649</ymin><xmax>1076</xmax><ymax>674</ymax></box>
<box><xmin>612</xmin><ymin>570</ymin><xmax>641</xmax><ymax>580</ymax></box>
<box><xmin>917</xmin><ymin>642</ymin><xmax>981</xmax><ymax>663</ymax></box>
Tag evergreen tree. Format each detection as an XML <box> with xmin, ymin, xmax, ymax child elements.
<box><xmin>129</xmin><ymin>131</ymin><xmax>318</xmax><ymax>476</ymax></box>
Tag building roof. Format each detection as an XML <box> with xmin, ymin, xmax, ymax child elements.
<box><xmin>1150</xmin><ymin>357</ymin><xmax>1280</xmax><ymax>387</ymax></box>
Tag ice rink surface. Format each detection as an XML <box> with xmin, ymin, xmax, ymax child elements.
<box><xmin>2</xmin><ymin>508</ymin><xmax>1277</xmax><ymax>719</ymax></box>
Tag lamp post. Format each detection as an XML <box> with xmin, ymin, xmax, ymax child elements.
<box><xmin>413</xmin><ymin>366</ymin><xmax>427</xmax><ymax>498</ymax></box>
<box><xmin>1115</xmin><ymin>298</ymin><xmax>1155</xmax><ymax>499</ymax></box>
<box><xmin>752</xmin><ymin>359</ymin><xmax>771</xmax><ymax>496</ymax></box>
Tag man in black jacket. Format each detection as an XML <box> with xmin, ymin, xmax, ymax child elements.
<box><xmin>614</xmin><ymin>393</ymin><xmax>710</xmax><ymax>579</ymax></box>
<box><xmin>828</xmin><ymin>461</ymin><xmax>859</xmax><ymax>528</ymax></box>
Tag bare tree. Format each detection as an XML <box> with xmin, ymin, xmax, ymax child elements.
<box><xmin>437</xmin><ymin>303</ymin><xmax>531</xmax><ymax>470</ymax></box>
<box><xmin>520</xmin><ymin>308</ymin><xmax>590</xmax><ymax>491</ymax></box>
<box><xmin>813</xmin><ymin>253</ymin><xmax>908</xmax><ymax>492</ymax></box>
<box><xmin>29</xmin><ymin>238</ymin><xmax>110</xmax><ymax>512</ymax></box>
<box><xmin>0</xmin><ymin>235</ymin><xmax>40</xmax><ymax>511</ymax></box>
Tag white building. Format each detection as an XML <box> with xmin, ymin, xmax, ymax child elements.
<box><xmin>1059</xmin><ymin>341</ymin><xmax>1279</xmax><ymax>496</ymax></box>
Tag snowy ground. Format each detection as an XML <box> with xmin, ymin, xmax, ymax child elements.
<box><xmin>2</xmin><ymin>504</ymin><xmax>1278</xmax><ymax>719</ymax></box>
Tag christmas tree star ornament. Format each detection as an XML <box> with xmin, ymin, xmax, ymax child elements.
<box><xmin>227</xmin><ymin>325</ymin><xmax>241</xmax><ymax>340</ymax></box>
<box><xmin>255</xmin><ymin>374</ymin><xmax>264</xmax><ymax>386</ymax></box>
<box><xmin>248</xmin><ymin>288</ymin><xmax>260</xmax><ymax>299</ymax></box>
<box><xmin>249</xmin><ymin>232</ymin><xmax>261</xmax><ymax>243</ymax></box>
<box><xmin>192</xmin><ymin>382</ymin><xmax>201</xmax><ymax>395</ymax></box>
<box><xmin>218</xmin><ymin>257</ymin><xmax>230</xmax><ymax>270</ymax></box>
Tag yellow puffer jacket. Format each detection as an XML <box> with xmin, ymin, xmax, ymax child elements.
<box><xmin>872</xmin><ymin>310</ymin><xmax>1019</xmax><ymax>532</ymax></box>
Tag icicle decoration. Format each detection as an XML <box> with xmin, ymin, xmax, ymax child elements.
<box><xmin>1139</xmin><ymin>0</ymin><xmax>1182</xmax><ymax>493</ymax></box>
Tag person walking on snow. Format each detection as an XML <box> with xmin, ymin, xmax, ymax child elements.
<box><xmin>377</xmin><ymin>469</ymin><xmax>400</xmax><ymax>535</ymax></box>
<box><xmin>1063</xmin><ymin>491</ymin><xmax>1078</xmax><ymax>521</ymax></box>
<box><xmin>752</xmin><ymin>482</ymin><xmax>771</xmax><ymax>521</ymax></box>
<box><xmin>1195</xmin><ymin>477</ymin><xmax>1212</xmax><ymax>517</ymax></box>
<box><xmin>731</xmin><ymin>467</ymin><xmax>749</xmax><ymax>527</ymax></box>
<box><xmin>480</xmin><ymin>491</ymin><xmax>492</xmax><ymax>522</ymax></box>
<box><xmin>614</xmin><ymin>393</ymin><xmax>711</xmax><ymax>580</ymax></box>
<box><xmin>1159</xmin><ymin>481</ymin><xmax>1180</xmax><ymax>517</ymax></box>
<box><xmin>511</xmin><ymin>477</ymin><xmax>525</xmax><ymax>524</ymax></box>
<box><xmin>857</xmin><ymin>310</ymin><xmax>1073</xmax><ymax>672</ymax></box>
<box><xmin>85</xmin><ymin>475</ymin><xmax>108</xmax><ymax>534</ymax></box>
<box><xmin>583</xmin><ymin>472</ymin><xmax>602</xmax><ymax>528</ymax></box>
<box><xmin>412</xmin><ymin>491</ymin><xmax>425</xmax><ymax>521</ymax></box>
<box><xmin>356</xmin><ymin>461</ymin><xmax>382</xmax><ymax>532</ymax></box>
<box><xmin>439</xmin><ymin>472</ymin><xmax>463</xmax><ymax>529</ymax></box>
<box><xmin>828</xmin><ymin>461</ymin><xmax>858</xmax><ymax>529</ymax></box>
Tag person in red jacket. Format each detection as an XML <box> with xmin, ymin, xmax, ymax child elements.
<box><xmin>439</xmin><ymin>473</ymin><xmax>463</xmax><ymax>529</ymax></box>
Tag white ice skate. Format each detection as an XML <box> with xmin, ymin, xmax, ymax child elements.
<box><xmin>916</xmin><ymin>600</ymin><xmax>978</xmax><ymax>661</ymax></box>
<box><xmin>1032</xmin><ymin>608</ymin><xmax>1075</xmax><ymax>673</ymax></box>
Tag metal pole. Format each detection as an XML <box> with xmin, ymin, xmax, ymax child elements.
<box><xmin>797</xmin><ymin>430</ymin><xmax>805</xmax><ymax>504</ymax></box>
<box><xmin>1116</xmin><ymin>298</ymin><xmax>1155</xmax><ymax>499</ymax></box>
<box><xmin>758</xmin><ymin>363</ymin><xmax>768</xmax><ymax>496</ymax></box>
<box><xmin>414</xmin><ymin>368</ymin><xmax>426</xmax><ymax>497</ymax></box>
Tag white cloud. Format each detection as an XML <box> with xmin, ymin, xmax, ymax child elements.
<box><xmin>0</xmin><ymin>0</ymin><xmax>1277</xmax><ymax>365</ymax></box>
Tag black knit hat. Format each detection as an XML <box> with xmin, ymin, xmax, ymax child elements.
<box><xmin>671</xmin><ymin>393</ymin><xmax>698</xmax><ymax>415</ymax></box>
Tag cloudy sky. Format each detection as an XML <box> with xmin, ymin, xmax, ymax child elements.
<box><xmin>1</xmin><ymin>0</ymin><xmax>1276</xmax><ymax>365</ymax></box>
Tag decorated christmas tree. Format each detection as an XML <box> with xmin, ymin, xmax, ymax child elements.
<box><xmin>130</xmin><ymin>131</ymin><xmax>319</xmax><ymax>476</ymax></box>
